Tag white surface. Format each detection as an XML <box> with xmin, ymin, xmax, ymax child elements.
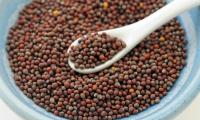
<box><xmin>1</xmin><ymin>94</ymin><xmax>200</xmax><ymax>120</ymax></box>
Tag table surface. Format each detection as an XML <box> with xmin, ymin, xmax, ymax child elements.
<box><xmin>1</xmin><ymin>94</ymin><xmax>200</xmax><ymax>120</ymax></box>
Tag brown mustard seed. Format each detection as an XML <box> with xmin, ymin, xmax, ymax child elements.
<box><xmin>7</xmin><ymin>0</ymin><xmax>187</xmax><ymax>120</ymax></box>
<box><xmin>69</xmin><ymin>33</ymin><xmax>126</xmax><ymax>69</ymax></box>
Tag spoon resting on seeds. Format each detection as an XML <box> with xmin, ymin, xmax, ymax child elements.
<box><xmin>68</xmin><ymin>0</ymin><xmax>200</xmax><ymax>74</ymax></box>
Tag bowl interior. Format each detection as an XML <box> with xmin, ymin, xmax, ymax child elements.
<box><xmin>0</xmin><ymin>0</ymin><xmax>200</xmax><ymax>120</ymax></box>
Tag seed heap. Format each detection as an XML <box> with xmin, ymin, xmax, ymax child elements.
<box><xmin>7</xmin><ymin>0</ymin><xmax>187</xmax><ymax>120</ymax></box>
<box><xmin>69</xmin><ymin>33</ymin><xmax>126</xmax><ymax>69</ymax></box>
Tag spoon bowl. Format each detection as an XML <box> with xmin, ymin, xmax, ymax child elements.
<box><xmin>67</xmin><ymin>27</ymin><xmax>133</xmax><ymax>74</ymax></box>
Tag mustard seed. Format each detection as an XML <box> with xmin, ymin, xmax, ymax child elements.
<box><xmin>7</xmin><ymin>0</ymin><xmax>187</xmax><ymax>120</ymax></box>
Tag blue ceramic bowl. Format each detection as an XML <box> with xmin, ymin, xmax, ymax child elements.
<box><xmin>0</xmin><ymin>0</ymin><xmax>200</xmax><ymax>120</ymax></box>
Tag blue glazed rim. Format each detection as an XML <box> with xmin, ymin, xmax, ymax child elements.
<box><xmin>0</xmin><ymin>0</ymin><xmax>200</xmax><ymax>120</ymax></box>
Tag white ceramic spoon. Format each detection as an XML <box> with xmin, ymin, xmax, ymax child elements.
<box><xmin>68</xmin><ymin>0</ymin><xmax>200</xmax><ymax>74</ymax></box>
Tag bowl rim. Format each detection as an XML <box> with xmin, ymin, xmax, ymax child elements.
<box><xmin>1</xmin><ymin>0</ymin><xmax>200</xmax><ymax>120</ymax></box>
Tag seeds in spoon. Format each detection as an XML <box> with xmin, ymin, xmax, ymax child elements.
<box><xmin>69</xmin><ymin>33</ymin><xmax>126</xmax><ymax>69</ymax></box>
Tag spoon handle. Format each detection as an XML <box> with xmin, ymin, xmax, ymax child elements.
<box><xmin>127</xmin><ymin>0</ymin><xmax>200</xmax><ymax>47</ymax></box>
